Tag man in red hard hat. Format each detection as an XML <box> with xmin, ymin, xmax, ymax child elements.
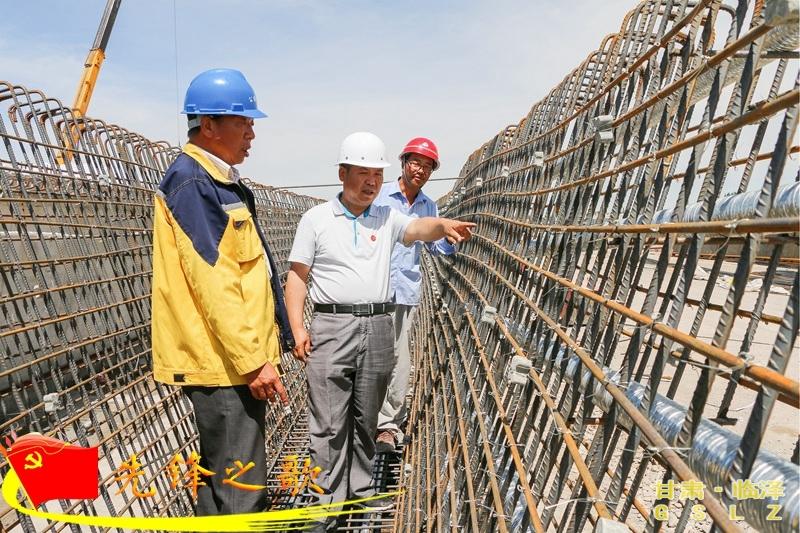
<box><xmin>373</xmin><ymin>137</ymin><xmax>457</xmax><ymax>453</ymax></box>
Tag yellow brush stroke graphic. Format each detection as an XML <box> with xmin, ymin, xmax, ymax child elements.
<box><xmin>2</xmin><ymin>468</ymin><xmax>399</xmax><ymax>531</ymax></box>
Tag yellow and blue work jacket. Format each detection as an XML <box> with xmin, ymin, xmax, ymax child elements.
<box><xmin>151</xmin><ymin>143</ymin><xmax>294</xmax><ymax>387</ymax></box>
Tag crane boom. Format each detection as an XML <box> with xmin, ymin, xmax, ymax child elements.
<box><xmin>71</xmin><ymin>0</ymin><xmax>122</xmax><ymax>117</ymax></box>
<box><xmin>58</xmin><ymin>0</ymin><xmax>121</xmax><ymax>165</ymax></box>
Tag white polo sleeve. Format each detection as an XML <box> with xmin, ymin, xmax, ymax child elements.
<box><xmin>288</xmin><ymin>211</ymin><xmax>316</xmax><ymax>266</ymax></box>
<box><xmin>389</xmin><ymin>208</ymin><xmax>414</xmax><ymax>246</ymax></box>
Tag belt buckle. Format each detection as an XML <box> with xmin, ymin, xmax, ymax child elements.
<box><xmin>352</xmin><ymin>304</ymin><xmax>371</xmax><ymax>316</ymax></box>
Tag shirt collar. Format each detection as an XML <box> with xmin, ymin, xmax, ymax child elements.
<box><xmin>186</xmin><ymin>143</ymin><xmax>241</xmax><ymax>183</ymax></box>
<box><xmin>385</xmin><ymin>178</ymin><xmax>402</xmax><ymax>197</ymax></box>
<box><xmin>388</xmin><ymin>177</ymin><xmax>428</xmax><ymax>206</ymax></box>
<box><xmin>333</xmin><ymin>193</ymin><xmax>372</xmax><ymax>219</ymax></box>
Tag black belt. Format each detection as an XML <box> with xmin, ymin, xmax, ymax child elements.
<box><xmin>314</xmin><ymin>303</ymin><xmax>395</xmax><ymax>316</ymax></box>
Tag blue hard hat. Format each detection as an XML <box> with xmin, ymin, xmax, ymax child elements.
<box><xmin>182</xmin><ymin>68</ymin><xmax>267</xmax><ymax>118</ymax></box>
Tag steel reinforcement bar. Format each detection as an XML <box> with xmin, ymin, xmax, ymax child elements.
<box><xmin>0</xmin><ymin>81</ymin><xmax>319</xmax><ymax>532</ymax></box>
<box><xmin>399</xmin><ymin>0</ymin><xmax>799</xmax><ymax>531</ymax></box>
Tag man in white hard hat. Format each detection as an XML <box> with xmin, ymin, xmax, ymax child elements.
<box><xmin>285</xmin><ymin>132</ymin><xmax>474</xmax><ymax>521</ymax></box>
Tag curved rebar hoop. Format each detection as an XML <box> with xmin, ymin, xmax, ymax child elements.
<box><xmin>0</xmin><ymin>1</ymin><xmax>798</xmax><ymax>531</ymax></box>
<box><xmin>0</xmin><ymin>79</ymin><xmax>321</xmax><ymax>531</ymax></box>
<box><xmin>404</xmin><ymin>0</ymin><xmax>798</xmax><ymax>531</ymax></box>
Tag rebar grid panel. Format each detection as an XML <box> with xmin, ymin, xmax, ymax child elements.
<box><xmin>0</xmin><ymin>80</ymin><xmax>320</xmax><ymax>532</ymax></box>
<box><xmin>263</xmin><ymin>408</ymin><xmax>402</xmax><ymax>532</ymax></box>
<box><xmin>400</xmin><ymin>0</ymin><xmax>799</xmax><ymax>531</ymax></box>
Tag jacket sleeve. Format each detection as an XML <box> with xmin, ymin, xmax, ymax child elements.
<box><xmin>262</xmin><ymin>242</ymin><xmax>296</xmax><ymax>353</ymax></box>
<box><xmin>162</xmin><ymin>179</ymin><xmax>266</xmax><ymax>376</ymax></box>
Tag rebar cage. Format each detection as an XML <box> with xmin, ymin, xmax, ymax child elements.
<box><xmin>1</xmin><ymin>0</ymin><xmax>799</xmax><ymax>532</ymax></box>
<box><xmin>400</xmin><ymin>0</ymin><xmax>798</xmax><ymax>531</ymax></box>
<box><xmin>0</xmin><ymin>80</ymin><xmax>319</xmax><ymax>531</ymax></box>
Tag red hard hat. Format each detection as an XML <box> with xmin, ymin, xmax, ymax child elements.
<box><xmin>399</xmin><ymin>137</ymin><xmax>440</xmax><ymax>170</ymax></box>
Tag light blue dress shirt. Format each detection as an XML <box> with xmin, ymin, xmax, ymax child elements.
<box><xmin>374</xmin><ymin>178</ymin><xmax>457</xmax><ymax>306</ymax></box>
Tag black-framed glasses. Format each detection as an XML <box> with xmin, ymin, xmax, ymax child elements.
<box><xmin>406</xmin><ymin>159</ymin><xmax>434</xmax><ymax>173</ymax></box>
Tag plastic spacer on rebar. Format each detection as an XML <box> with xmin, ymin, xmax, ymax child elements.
<box><xmin>480</xmin><ymin>306</ymin><xmax>498</xmax><ymax>325</ymax></box>
<box><xmin>505</xmin><ymin>355</ymin><xmax>533</xmax><ymax>385</ymax></box>
<box><xmin>591</xmin><ymin>114</ymin><xmax>615</xmax><ymax>145</ymax></box>
<box><xmin>43</xmin><ymin>393</ymin><xmax>61</xmax><ymax>414</ymax></box>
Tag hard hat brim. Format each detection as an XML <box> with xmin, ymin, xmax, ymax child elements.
<box><xmin>180</xmin><ymin>108</ymin><xmax>268</xmax><ymax>119</ymax></box>
<box><xmin>335</xmin><ymin>160</ymin><xmax>391</xmax><ymax>169</ymax></box>
<box><xmin>399</xmin><ymin>154</ymin><xmax>440</xmax><ymax>171</ymax></box>
<box><xmin>241</xmin><ymin>109</ymin><xmax>268</xmax><ymax>119</ymax></box>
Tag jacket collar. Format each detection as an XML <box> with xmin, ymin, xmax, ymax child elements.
<box><xmin>183</xmin><ymin>143</ymin><xmax>239</xmax><ymax>185</ymax></box>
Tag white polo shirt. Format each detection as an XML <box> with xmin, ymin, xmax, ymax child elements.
<box><xmin>289</xmin><ymin>195</ymin><xmax>413</xmax><ymax>304</ymax></box>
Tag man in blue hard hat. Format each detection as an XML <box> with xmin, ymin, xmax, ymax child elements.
<box><xmin>151</xmin><ymin>68</ymin><xmax>295</xmax><ymax>515</ymax></box>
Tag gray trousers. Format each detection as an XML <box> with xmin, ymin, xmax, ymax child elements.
<box><xmin>184</xmin><ymin>385</ymin><xmax>266</xmax><ymax>515</ymax></box>
<box><xmin>377</xmin><ymin>304</ymin><xmax>415</xmax><ymax>435</ymax></box>
<box><xmin>306</xmin><ymin>312</ymin><xmax>395</xmax><ymax>503</ymax></box>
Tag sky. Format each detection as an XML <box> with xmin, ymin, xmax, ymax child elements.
<box><xmin>1</xmin><ymin>0</ymin><xmax>635</xmax><ymax>200</ymax></box>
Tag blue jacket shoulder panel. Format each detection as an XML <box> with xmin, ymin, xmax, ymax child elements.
<box><xmin>158</xmin><ymin>153</ymin><xmax>296</xmax><ymax>354</ymax></box>
<box><xmin>159</xmin><ymin>154</ymin><xmax>232</xmax><ymax>266</ymax></box>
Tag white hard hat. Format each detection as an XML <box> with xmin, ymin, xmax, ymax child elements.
<box><xmin>337</xmin><ymin>132</ymin><xmax>391</xmax><ymax>168</ymax></box>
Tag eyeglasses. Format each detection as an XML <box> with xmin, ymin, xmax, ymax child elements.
<box><xmin>406</xmin><ymin>159</ymin><xmax>434</xmax><ymax>173</ymax></box>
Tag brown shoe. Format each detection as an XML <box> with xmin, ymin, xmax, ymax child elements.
<box><xmin>356</xmin><ymin>494</ymin><xmax>395</xmax><ymax>511</ymax></box>
<box><xmin>376</xmin><ymin>430</ymin><xmax>397</xmax><ymax>453</ymax></box>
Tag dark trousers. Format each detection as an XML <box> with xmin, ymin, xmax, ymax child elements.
<box><xmin>184</xmin><ymin>385</ymin><xmax>266</xmax><ymax>515</ymax></box>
